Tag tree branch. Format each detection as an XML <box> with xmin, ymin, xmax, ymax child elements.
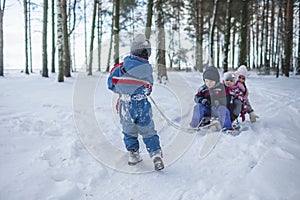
<box><xmin>68</xmin><ymin>0</ymin><xmax>77</xmax><ymax>36</ymax></box>
<box><xmin>1</xmin><ymin>0</ymin><xmax>6</xmax><ymax>13</ymax></box>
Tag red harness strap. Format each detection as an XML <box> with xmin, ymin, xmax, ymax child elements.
<box><xmin>112</xmin><ymin>77</ymin><xmax>152</xmax><ymax>92</ymax></box>
<box><xmin>110</xmin><ymin>62</ymin><xmax>153</xmax><ymax>113</ymax></box>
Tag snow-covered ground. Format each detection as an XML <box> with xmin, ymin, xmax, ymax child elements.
<box><xmin>1</xmin><ymin>70</ymin><xmax>300</xmax><ymax>200</ymax></box>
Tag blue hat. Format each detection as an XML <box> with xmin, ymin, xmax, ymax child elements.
<box><xmin>203</xmin><ymin>66</ymin><xmax>220</xmax><ymax>82</ymax></box>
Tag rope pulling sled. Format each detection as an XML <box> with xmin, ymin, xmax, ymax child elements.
<box><xmin>149</xmin><ymin>96</ymin><xmax>219</xmax><ymax>133</ymax></box>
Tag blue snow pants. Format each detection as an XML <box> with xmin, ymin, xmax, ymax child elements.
<box><xmin>190</xmin><ymin>103</ymin><xmax>232</xmax><ymax>129</ymax></box>
<box><xmin>119</xmin><ymin>96</ymin><xmax>161</xmax><ymax>157</ymax></box>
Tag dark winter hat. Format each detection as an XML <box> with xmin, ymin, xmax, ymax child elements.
<box><xmin>203</xmin><ymin>66</ymin><xmax>220</xmax><ymax>82</ymax></box>
<box><xmin>130</xmin><ymin>34</ymin><xmax>151</xmax><ymax>59</ymax></box>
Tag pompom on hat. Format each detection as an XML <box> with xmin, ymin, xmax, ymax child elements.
<box><xmin>130</xmin><ymin>34</ymin><xmax>151</xmax><ymax>59</ymax></box>
<box><xmin>203</xmin><ymin>66</ymin><xmax>220</xmax><ymax>83</ymax></box>
<box><xmin>235</xmin><ymin>65</ymin><xmax>248</xmax><ymax>78</ymax></box>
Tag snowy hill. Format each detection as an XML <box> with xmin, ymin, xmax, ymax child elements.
<box><xmin>1</xmin><ymin>71</ymin><xmax>300</xmax><ymax>200</ymax></box>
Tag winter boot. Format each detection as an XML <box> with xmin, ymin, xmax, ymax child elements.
<box><xmin>209</xmin><ymin>119</ymin><xmax>221</xmax><ymax>132</ymax></box>
<box><xmin>232</xmin><ymin>119</ymin><xmax>240</xmax><ymax>129</ymax></box>
<box><xmin>152</xmin><ymin>152</ymin><xmax>164</xmax><ymax>171</ymax></box>
<box><xmin>128</xmin><ymin>150</ymin><xmax>143</xmax><ymax>166</ymax></box>
<box><xmin>221</xmin><ymin>126</ymin><xmax>240</xmax><ymax>136</ymax></box>
<box><xmin>199</xmin><ymin>116</ymin><xmax>211</xmax><ymax>127</ymax></box>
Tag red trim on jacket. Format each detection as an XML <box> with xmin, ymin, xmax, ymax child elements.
<box><xmin>110</xmin><ymin>62</ymin><xmax>124</xmax><ymax>74</ymax></box>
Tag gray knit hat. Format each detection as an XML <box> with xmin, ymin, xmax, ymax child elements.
<box><xmin>130</xmin><ymin>34</ymin><xmax>151</xmax><ymax>59</ymax></box>
<box><xmin>203</xmin><ymin>66</ymin><xmax>220</xmax><ymax>82</ymax></box>
<box><xmin>223</xmin><ymin>71</ymin><xmax>236</xmax><ymax>82</ymax></box>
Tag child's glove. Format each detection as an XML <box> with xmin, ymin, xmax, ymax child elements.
<box><xmin>211</xmin><ymin>100</ymin><xmax>220</xmax><ymax>110</ymax></box>
<box><xmin>214</xmin><ymin>100</ymin><xmax>220</xmax><ymax>107</ymax></box>
<box><xmin>249</xmin><ymin>112</ymin><xmax>259</xmax><ymax>123</ymax></box>
<box><xmin>201</xmin><ymin>99</ymin><xmax>210</xmax><ymax>107</ymax></box>
<box><xmin>143</xmin><ymin>87</ymin><xmax>152</xmax><ymax>96</ymax></box>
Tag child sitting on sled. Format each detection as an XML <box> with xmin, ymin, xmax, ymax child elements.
<box><xmin>223</xmin><ymin>71</ymin><xmax>245</xmax><ymax>124</ymax></box>
<box><xmin>235</xmin><ymin>65</ymin><xmax>258</xmax><ymax>122</ymax></box>
<box><xmin>190</xmin><ymin>66</ymin><xmax>234</xmax><ymax>132</ymax></box>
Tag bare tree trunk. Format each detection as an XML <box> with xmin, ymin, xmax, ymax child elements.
<box><xmin>255</xmin><ymin>0</ymin><xmax>259</xmax><ymax>68</ymax></box>
<box><xmin>238</xmin><ymin>0</ymin><xmax>248</xmax><ymax>67</ymax></box>
<box><xmin>61</xmin><ymin>0</ymin><xmax>71</xmax><ymax>77</ymax></box>
<box><xmin>231</xmin><ymin>21</ymin><xmax>236</xmax><ymax>69</ymax></box>
<box><xmin>247</xmin><ymin>18</ymin><xmax>251</xmax><ymax>68</ymax></box>
<box><xmin>145</xmin><ymin>0</ymin><xmax>153</xmax><ymax>39</ymax></box>
<box><xmin>84</xmin><ymin>0</ymin><xmax>87</xmax><ymax>70</ymax></box>
<box><xmin>196</xmin><ymin>0</ymin><xmax>203</xmax><ymax>72</ymax></box>
<box><xmin>216</xmin><ymin>30</ymin><xmax>220</xmax><ymax>68</ymax></box>
<box><xmin>176</xmin><ymin>1</ymin><xmax>181</xmax><ymax>70</ymax></box>
<box><xmin>42</xmin><ymin>0</ymin><xmax>48</xmax><ymax>77</ymax></box>
<box><xmin>113</xmin><ymin>0</ymin><xmax>120</xmax><ymax>66</ymax></box>
<box><xmin>130</xmin><ymin>9</ymin><xmax>135</xmax><ymax>40</ymax></box>
<box><xmin>72</xmin><ymin>30</ymin><xmax>77</xmax><ymax>72</ymax></box>
<box><xmin>223</xmin><ymin>0</ymin><xmax>231</xmax><ymax>72</ymax></box>
<box><xmin>264</xmin><ymin>0</ymin><xmax>270</xmax><ymax>74</ymax></box>
<box><xmin>251</xmin><ymin>11</ymin><xmax>255</xmax><ymax>68</ymax></box>
<box><xmin>281</xmin><ymin>1</ymin><xmax>287</xmax><ymax>75</ymax></box>
<box><xmin>298</xmin><ymin>1</ymin><xmax>300</xmax><ymax>74</ymax></box>
<box><xmin>97</xmin><ymin>0</ymin><xmax>103</xmax><ymax>71</ymax></box>
<box><xmin>57</xmin><ymin>0</ymin><xmax>64</xmax><ymax>82</ymax></box>
<box><xmin>28</xmin><ymin>0</ymin><xmax>33</xmax><ymax>73</ymax></box>
<box><xmin>68</xmin><ymin>0</ymin><xmax>77</xmax><ymax>72</ymax></box>
<box><xmin>209</xmin><ymin>0</ymin><xmax>218</xmax><ymax>65</ymax></box>
<box><xmin>88</xmin><ymin>0</ymin><xmax>98</xmax><ymax>75</ymax></box>
<box><xmin>51</xmin><ymin>0</ymin><xmax>55</xmax><ymax>73</ymax></box>
<box><xmin>194</xmin><ymin>0</ymin><xmax>199</xmax><ymax>71</ymax></box>
<box><xmin>275</xmin><ymin>5</ymin><xmax>282</xmax><ymax>78</ymax></box>
<box><xmin>106</xmin><ymin>5</ymin><xmax>114</xmax><ymax>72</ymax></box>
<box><xmin>167</xmin><ymin>24</ymin><xmax>175</xmax><ymax>69</ymax></box>
<box><xmin>284</xmin><ymin>0</ymin><xmax>293</xmax><ymax>77</ymax></box>
<box><xmin>0</xmin><ymin>0</ymin><xmax>6</xmax><ymax>76</ymax></box>
<box><xmin>259</xmin><ymin>1</ymin><xmax>265</xmax><ymax>68</ymax></box>
<box><xmin>156</xmin><ymin>0</ymin><xmax>167</xmax><ymax>82</ymax></box>
<box><xmin>250</xmin><ymin>1</ymin><xmax>256</xmax><ymax>68</ymax></box>
<box><xmin>24</xmin><ymin>0</ymin><xmax>29</xmax><ymax>75</ymax></box>
<box><xmin>270</xmin><ymin>0</ymin><xmax>275</xmax><ymax>68</ymax></box>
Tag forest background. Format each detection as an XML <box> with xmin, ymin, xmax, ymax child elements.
<box><xmin>0</xmin><ymin>0</ymin><xmax>299</xmax><ymax>81</ymax></box>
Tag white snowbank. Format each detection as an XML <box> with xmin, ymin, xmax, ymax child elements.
<box><xmin>1</xmin><ymin>71</ymin><xmax>300</xmax><ymax>200</ymax></box>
